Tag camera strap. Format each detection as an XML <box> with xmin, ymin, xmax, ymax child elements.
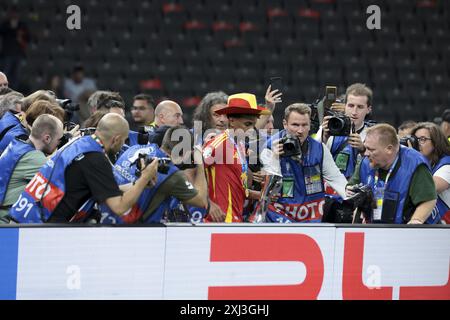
<box><xmin>373</xmin><ymin>155</ymin><xmax>399</xmax><ymax>220</ymax></box>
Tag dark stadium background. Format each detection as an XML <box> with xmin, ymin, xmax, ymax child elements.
<box><xmin>1</xmin><ymin>0</ymin><xmax>449</xmax><ymax>128</ymax></box>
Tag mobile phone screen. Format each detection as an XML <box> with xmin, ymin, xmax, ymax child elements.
<box><xmin>270</xmin><ymin>77</ymin><xmax>283</xmax><ymax>94</ymax></box>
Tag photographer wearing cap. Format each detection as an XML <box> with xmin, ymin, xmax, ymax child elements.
<box><xmin>8</xmin><ymin>113</ymin><xmax>158</xmax><ymax>223</ymax></box>
<box><xmin>91</xmin><ymin>125</ymin><xmax>208</xmax><ymax>224</ymax></box>
<box><xmin>317</xmin><ymin>83</ymin><xmax>373</xmax><ymax>179</ymax></box>
<box><xmin>347</xmin><ymin>123</ymin><xmax>436</xmax><ymax>224</ymax></box>
<box><xmin>259</xmin><ymin>103</ymin><xmax>347</xmax><ymax>223</ymax></box>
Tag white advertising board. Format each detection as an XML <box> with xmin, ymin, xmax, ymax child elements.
<box><xmin>332</xmin><ymin>228</ymin><xmax>450</xmax><ymax>300</ymax></box>
<box><xmin>163</xmin><ymin>225</ymin><xmax>336</xmax><ymax>300</ymax></box>
<box><xmin>16</xmin><ymin>228</ymin><xmax>166</xmax><ymax>300</ymax></box>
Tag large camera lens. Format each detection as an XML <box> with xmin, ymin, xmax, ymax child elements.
<box><xmin>328</xmin><ymin>117</ymin><xmax>345</xmax><ymax>133</ymax></box>
<box><xmin>282</xmin><ymin>135</ymin><xmax>301</xmax><ymax>157</ymax></box>
<box><xmin>328</xmin><ymin>115</ymin><xmax>352</xmax><ymax>136</ymax></box>
<box><xmin>399</xmin><ymin>135</ymin><xmax>420</xmax><ymax>151</ymax></box>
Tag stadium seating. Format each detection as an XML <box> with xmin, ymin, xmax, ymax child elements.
<box><xmin>1</xmin><ymin>0</ymin><xmax>448</xmax><ymax>127</ymax></box>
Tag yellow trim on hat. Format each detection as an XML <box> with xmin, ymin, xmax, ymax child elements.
<box><xmin>228</xmin><ymin>93</ymin><xmax>258</xmax><ymax>110</ymax></box>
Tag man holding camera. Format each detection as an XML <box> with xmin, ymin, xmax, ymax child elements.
<box><xmin>347</xmin><ymin>124</ymin><xmax>436</xmax><ymax>224</ymax></box>
<box><xmin>317</xmin><ymin>83</ymin><xmax>373</xmax><ymax>179</ymax></box>
<box><xmin>8</xmin><ymin>113</ymin><xmax>159</xmax><ymax>223</ymax></box>
<box><xmin>260</xmin><ymin>103</ymin><xmax>348</xmax><ymax>223</ymax></box>
<box><xmin>94</xmin><ymin>125</ymin><xmax>208</xmax><ymax>224</ymax></box>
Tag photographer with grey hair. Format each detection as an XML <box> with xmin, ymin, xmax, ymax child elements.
<box><xmin>0</xmin><ymin>90</ymin><xmax>23</xmax><ymax>118</ymax></box>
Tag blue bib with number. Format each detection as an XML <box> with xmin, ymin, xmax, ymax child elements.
<box><xmin>9</xmin><ymin>136</ymin><xmax>104</xmax><ymax>223</ymax></box>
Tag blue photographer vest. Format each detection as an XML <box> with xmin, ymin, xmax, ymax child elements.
<box><xmin>128</xmin><ymin>130</ymin><xmax>139</xmax><ymax>147</ymax></box>
<box><xmin>0</xmin><ymin>139</ymin><xmax>35</xmax><ymax>204</ymax></box>
<box><xmin>0</xmin><ymin>112</ymin><xmax>21</xmax><ymax>140</ymax></box>
<box><xmin>9</xmin><ymin>136</ymin><xmax>104</xmax><ymax>223</ymax></box>
<box><xmin>97</xmin><ymin>144</ymin><xmax>179</xmax><ymax>224</ymax></box>
<box><xmin>266</xmin><ymin>132</ymin><xmax>326</xmax><ymax>223</ymax></box>
<box><xmin>429</xmin><ymin>155</ymin><xmax>450</xmax><ymax>224</ymax></box>
<box><xmin>331</xmin><ymin>135</ymin><xmax>359</xmax><ymax>179</ymax></box>
<box><xmin>0</xmin><ymin>123</ymin><xmax>28</xmax><ymax>154</ymax></box>
<box><xmin>359</xmin><ymin>146</ymin><xmax>430</xmax><ymax>224</ymax></box>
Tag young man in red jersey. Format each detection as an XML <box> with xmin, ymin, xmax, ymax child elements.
<box><xmin>202</xmin><ymin>93</ymin><xmax>270</xmax><ymax>223</ymax></box>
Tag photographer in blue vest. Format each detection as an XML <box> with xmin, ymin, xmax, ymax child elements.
<box><xmin>317</xmin><ymin>83</ymin><xmax>373</xmax><ymax>180</ymax></box>
<box><xmin>410</xmin><ymin>122</ymin><xmax>450</xmax><ymax>224</ymax></box>
<box><xmin>260</xmin><ymin>103</ymin><xmax>348</xmax><ymax>223</ymax></box>
<box><xmin>8</xmin><ymin>113</ymin><xmax>158</xmax><ymax>223</ymax></box>
<box><xmin>347</xmin><ymin>123</ymin><xmax>437</xmax><ymax>224</ymax></box>
<box><xmin>92</xmin><ymin>125</ymin><xmax>208</xmax><ymax>224</ymax></box>
<box><xmin>0</xmin><ymin>114</ymin><xmax>63</xmax><ymax>223</ymax></box>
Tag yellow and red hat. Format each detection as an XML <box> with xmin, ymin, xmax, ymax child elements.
<box><xmin>215</xmin><ymin>93</ymin><xmax>271</xmax><ymax>116</ymax></box>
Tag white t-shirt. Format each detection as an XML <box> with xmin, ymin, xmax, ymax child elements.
<box><xmin>434</xmin><ymin>164</ymin><xmax>450</xmax><ymax>207</ymax></box>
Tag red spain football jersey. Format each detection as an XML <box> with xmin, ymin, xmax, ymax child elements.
<box><xmin>202</xmin><ymin>130</ymin><xmax>247</xmax><ymax>222</ymax></box>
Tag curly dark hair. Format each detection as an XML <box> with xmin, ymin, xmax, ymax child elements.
<box><xmin>192</xmin><ymin>91</ymin><xmax>228</xmax><ymax>130</ymax></box>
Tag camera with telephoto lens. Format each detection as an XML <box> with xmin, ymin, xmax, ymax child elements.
<box><xmin>399</xmin><ymin>135</ymin><xmax>420</xmax><ymax>151</ymax></box>
<box><xmin>134</xmin><ymin>153</ymin><xmax>171</xmax><ymax>176</ymax></box>
<box><xmin>327</xmin><ymin>111</ymin><xmax>352</xmax><ymax>136</ymax></box>
<box><xmin>322</xmin><ymin>184</ymin><xmax>375</xmax><ymax>223</ymax></box>
<box><xmin>280</xmin><ymin>133</ymin><xmax>302</xmax><ymax>158</ymax></box>
<box><xmin>56</xmin><ymin>99</ymin><xmax>80</xmax><ymax>112</ymax></box>
<box><xmin>57</xmin><ymin>99</ymin><xmax>80</xmax><ymax>122</ymax></box>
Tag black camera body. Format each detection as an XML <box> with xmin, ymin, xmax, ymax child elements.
<box><xmin>135</xmin><ymin>153</ymin><xmax>171</xmax><ymax>176</ymax></box>
<box><xmin>322</xmin><ymin>184</ymin><xmax>375</xmax><ymax>223</ymax></box>
<box><xmin>328</xmin><ymin>113</ymin><xmax>352</xmax><ymax>136</ymax></box>
<box><xmin>344</xmin><ymin>184</ymin><xmax>375</xmax><ymax>211</ymax></box>
<box><xmin>281</xmin><ymin>133</ymin><xmax>302</xmax><ymax>158</ymax></box>
<box><xmin>400</xmin><ymin>135</ymin><xmax>420</xmax><ymax>151</ymax></box>
<box><xmin>57</xmin><ymin>98</ymin><xmax>80</xmax><ymax>122</ymax></box>
<box><xmin>56</xmin><ymin>99</ymin><xmax>80</xmax><ymax>112</ymax></box>
<box><xmin>80</xmin><ymin>127</ymin><xmax>96</xmax><ymax>136</ymax></box>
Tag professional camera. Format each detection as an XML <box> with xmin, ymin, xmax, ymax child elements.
<box><xmin>322</xmin><ymin>184</ymin><xmax>375</xmax><ymax>223</ymax></box>
<box><xmin>134</xmin><ymin>153</ymin><xmax>171</xmax><ymax>176</ymax></box>
<box><xmin>327</xmin><ymin>111</ymin><xmax>352</xmax><ymax>136</ymax></box>
<box><xmin>281</xmin><ymin>133</ymin><xmax>302</xmax><ymax>157</ymax></box>
<box><xmin>56</xmin><ymin>99</ymin><xmax>80</xmax><ymax>112</ymax></box>
<box><xmin>57</xmin><ymin>99</ymin><xmax>80</xmax><ymax>122</ymax></box>
<box><xmin>57</xmin><ymin>133</ymin><xmax>72</xmax><ymax>149</ymax></box>
<box><xmin>400</xmin><ymin>135</ymin><xmax>420</xmax><ymax>151</ymax></box>
<box><xmin>80</xmin><ymin>127</ymin><xmax>96</xmax><ymax>136</ymax></box>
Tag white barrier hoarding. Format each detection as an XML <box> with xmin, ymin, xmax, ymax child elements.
<box><xmin>16</xmin><ymin>228</ymin><xmax>166</xmax><ymax>300</ymax></box>
<box><xmin>3</xmin><ymin>226</ymin><xmax>448</xmax><ymax>300</ymax></box>
<box><xmin>163</xmin><ymin>225</ymin><xmax>336</xmax><ymax>300</ymax></box>
<box><xmin>333</xmin><ymin>228</ymin><xmax>450</xmax><ymax>300</ymax></box>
